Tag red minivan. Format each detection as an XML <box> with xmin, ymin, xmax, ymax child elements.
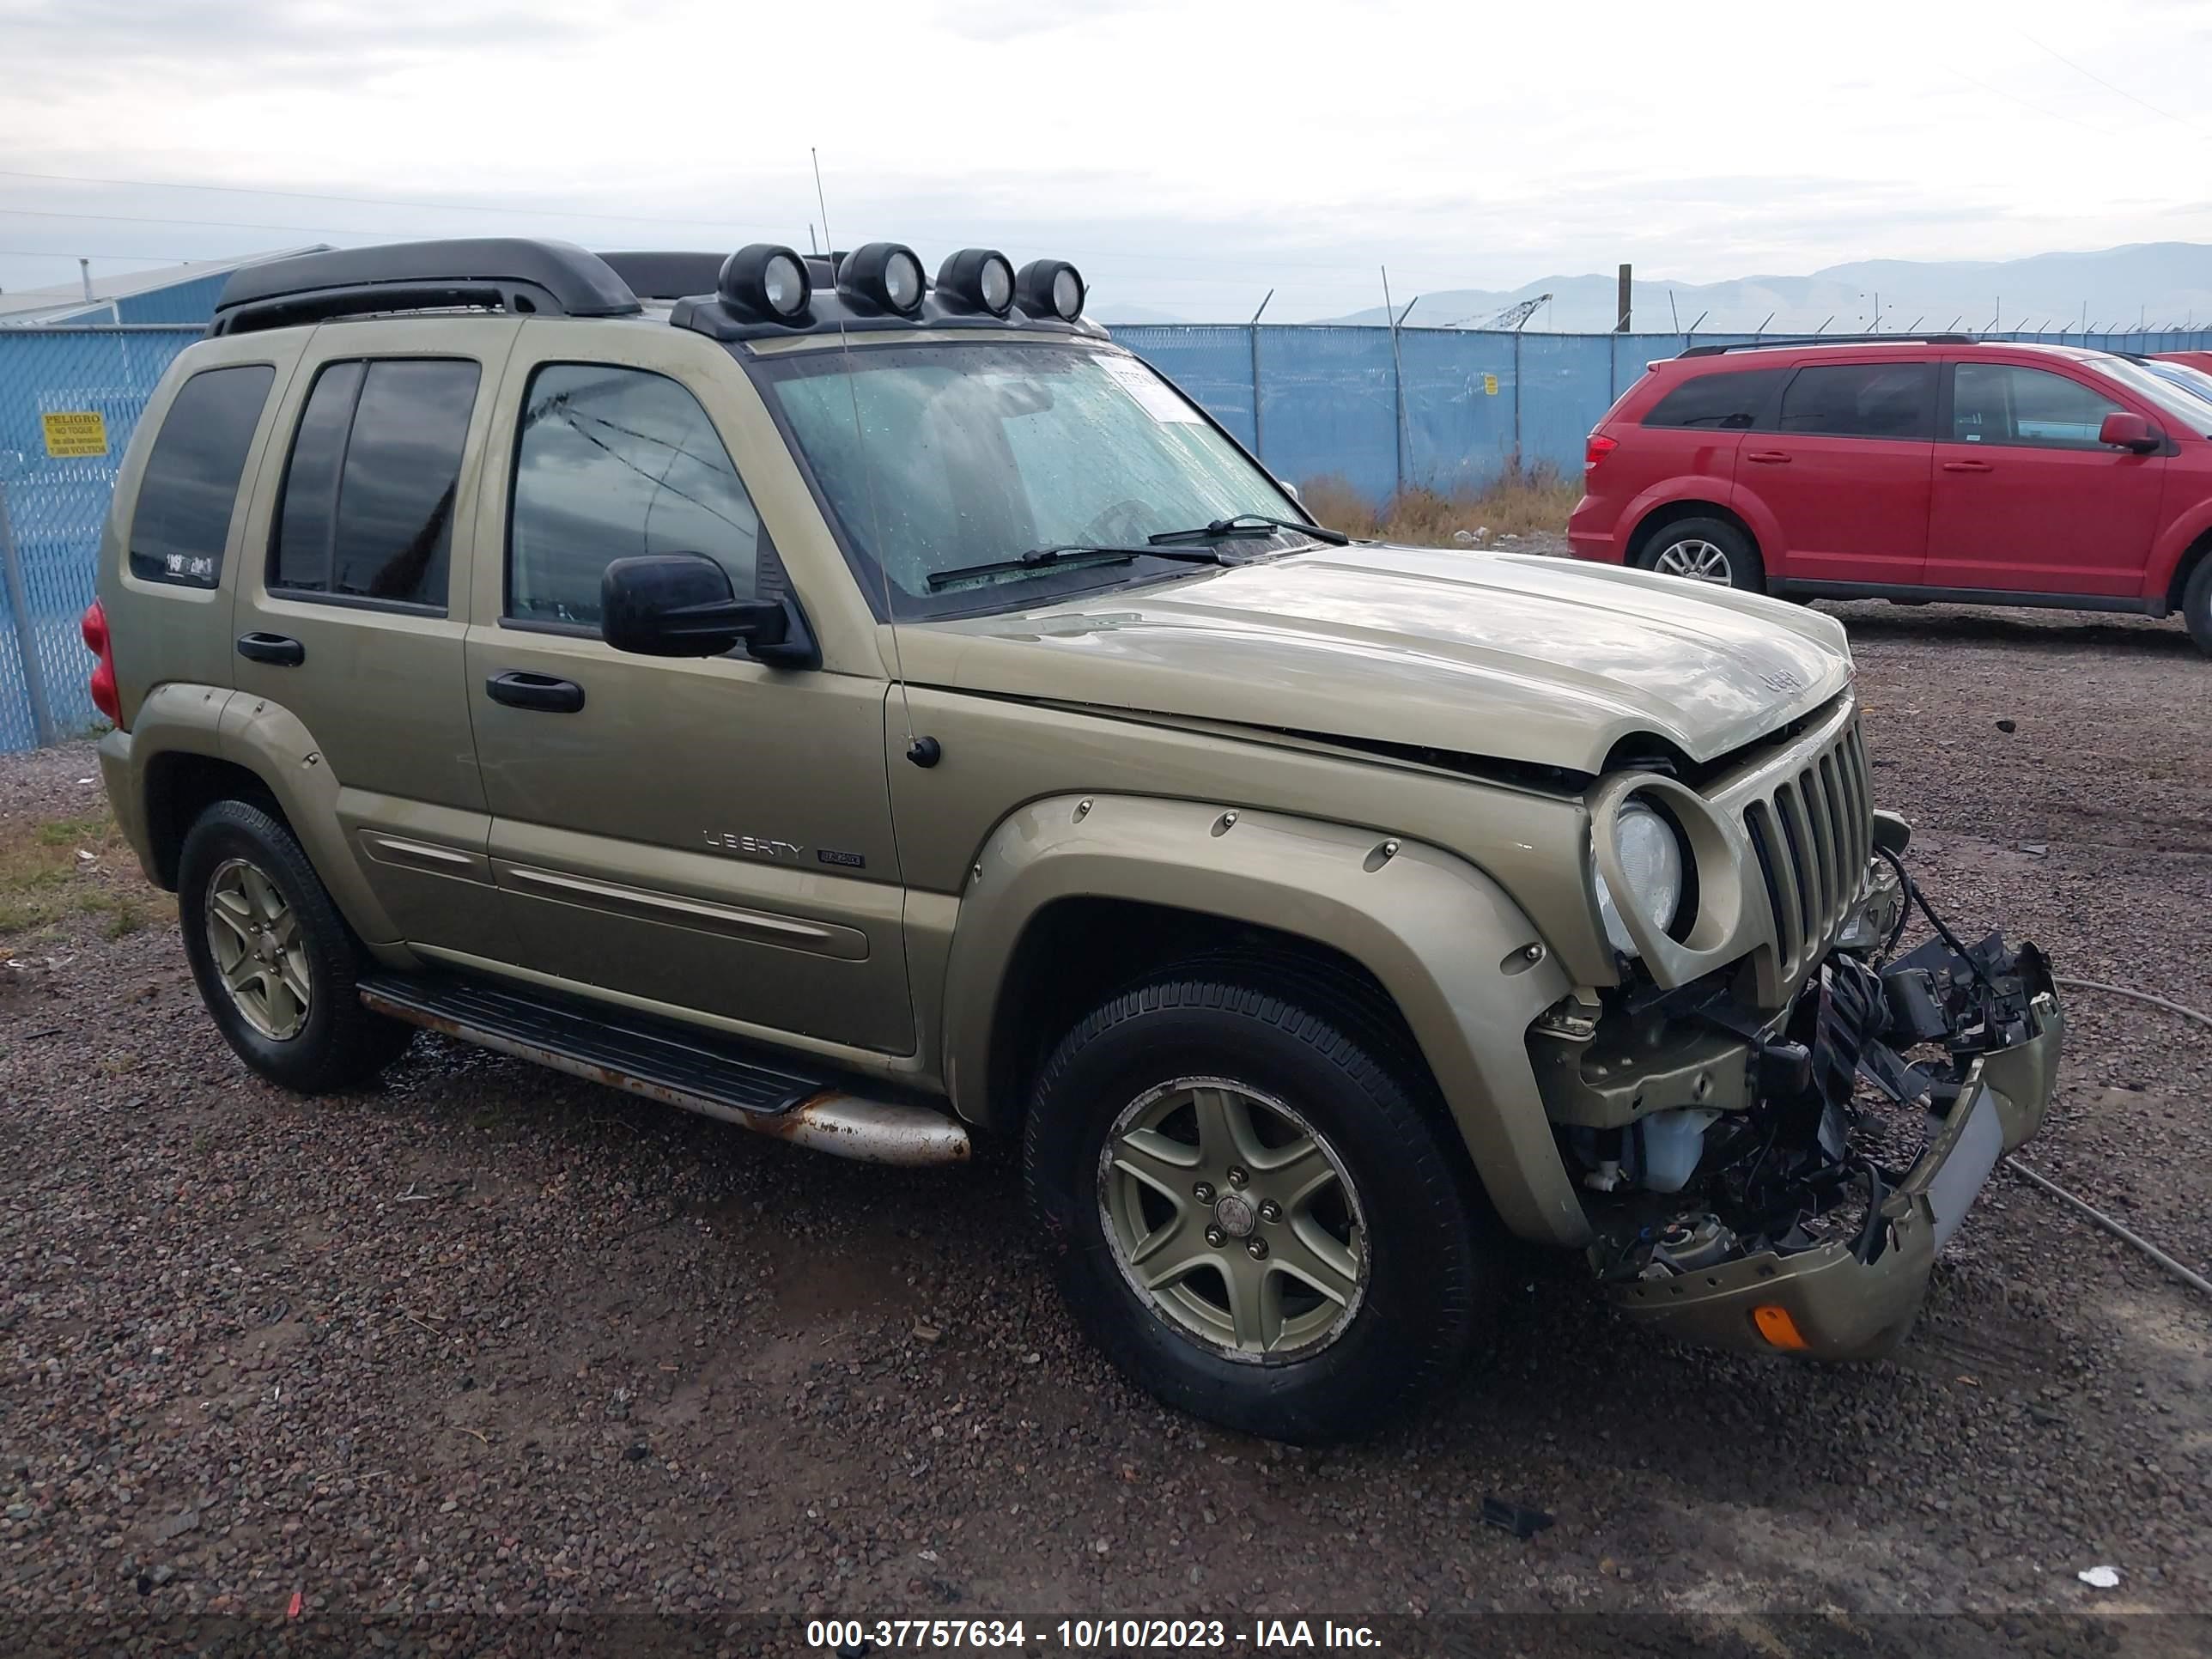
<box><xmin>1567</xmin><ymin>338</ymin><xmax>2212</xmax><ymax>654</ymax></box>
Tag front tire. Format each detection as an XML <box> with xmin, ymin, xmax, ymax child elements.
<box><xmin>2184</xmin><ymin>554</ymin><xmax>2212</xmax><ymax>657</ymax></box>
<box><xmin>1024</xmin><ymin>974</ymin><xmax>1494</xmax><ymax>1443</ymax></box>
<box><xmin>1637</xmin><ymin>514</ymin><xmax>1765</xmax><ymax>592</ymax></box>
<box><xmin>177</xmin><ymin>799</ymin><xmax>413</xmax><ymax>1093</ymax></box>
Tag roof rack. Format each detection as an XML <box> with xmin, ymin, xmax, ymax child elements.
<box><xmin>596</xmin><ymin>251</ymin><xmax>728</xmax><ymax>301</ymax></box>
<box><xmin>1678</xmin><ymin>333</ymin><xmax>1973</xmax><ymax>357</ymax></box>
<box><xmin>209</xmin><ymin>238</ymin><xmax>643</xmax><ymax>336</ymax></box>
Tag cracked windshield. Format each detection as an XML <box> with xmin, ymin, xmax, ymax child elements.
<box><xmin>759</xmin><ymin>343</ymin><xmax>1305</xmax><ymax>615</ymax></box>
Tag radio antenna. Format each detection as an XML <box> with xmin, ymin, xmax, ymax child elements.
<box><xmin>811</xmin><ymin>147</ymin><xmax>922</xmax><ymax>761</ymax></box>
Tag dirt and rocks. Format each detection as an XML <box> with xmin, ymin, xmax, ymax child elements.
<box><xmin>2</xmin><ymin>600</ymin><xmax>2208</xmax><ymax>1655</ymax></box>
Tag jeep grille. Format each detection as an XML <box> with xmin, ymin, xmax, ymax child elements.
<box><xmin>1740</xmin><ymin>720</ymin><xmax>1873</xmax><ymax>980</ymax></box>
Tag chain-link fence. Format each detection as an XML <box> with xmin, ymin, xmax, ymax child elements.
<box><xmin>0</xmin><ymin>325</ymin><xmax>201</xmax><ymax>750</ymax></box>
<box><xmin>1109</xmin><ymin>325</ymin><xmax>2212</xmax><ymax>502</ymax></box>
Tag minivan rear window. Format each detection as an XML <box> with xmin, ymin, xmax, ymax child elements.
<box><xmin>1643</xmin><ymin>368</ymin><xmax>1784</xmax><ymax>429</ymax></box>
<box><xmin>128</xmin><ymin>364</ymin><xmax>276</xmax><ymax>587</ymax></box>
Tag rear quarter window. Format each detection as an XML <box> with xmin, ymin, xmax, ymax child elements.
<box><xmin>1642</xmin><ymin>368</ymin><xmax>1784</xmax><ymax>429</ymax></box>
<box><xmin>127</xmin><ymin>363</ymin><xmax>276</xmax><ymax>587</ymax></box>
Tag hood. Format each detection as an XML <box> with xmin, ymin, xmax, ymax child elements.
<box><xmin>899</xmin><ymin>544</ymin><xmax>1855</xmax><ymax>775</ymax></box>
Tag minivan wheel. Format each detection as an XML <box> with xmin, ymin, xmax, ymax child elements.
<box><xmin>1024</xmin><ymin>974</ymin><xmax>1493</xmax><ymax>1443</ymax></box>
<box><xmin>1638</xmin><ymin>516</ymin><xmax>1765</xmax><ymax>592</ymax></box>
<box><xmin>177</xmin><ymin>799</ymin><xmax>413</xmax><ymax>1093</ymax></box>
<box><xmin>2184</xmin><ymin>554</ymin><xmax>2212</xmax><ymax>656</ymax></box>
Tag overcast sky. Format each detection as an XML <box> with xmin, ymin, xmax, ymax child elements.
<box><xmin>3</xmin><ymin>0</ymin><xmax>2209</xmax><ymax>320</ymax></box>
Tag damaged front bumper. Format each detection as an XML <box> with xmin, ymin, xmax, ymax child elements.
<box><xmin>1589</xmin><ymin>906</ymin><xmax>2064</xmax><ymax>1362</ymax></box>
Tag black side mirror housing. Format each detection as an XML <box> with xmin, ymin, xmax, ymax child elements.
<box><xmin>600</xmin><ymin>553</ymin><xmax>811</xmax><ymax>665</ymax></box>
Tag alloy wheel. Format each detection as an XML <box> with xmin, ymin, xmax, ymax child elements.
<box><xmin>1097</xmin><ymin>1077</ymin><xmax>1367</xmax><ymax>1362</ymax></box>
<box><xmin>204</xmin><ymin>856</ymin><xmax>311</xmax><ymax>1041</ymax></box>
<box><xmin>1652</xmin><ymin>538</ymin><xmax>1735</xmax><ymax>584</ymax></box>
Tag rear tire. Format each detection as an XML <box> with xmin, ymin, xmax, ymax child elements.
<box><xmin>177</xmin><ymin>799</ymin><xmax>414</xmax><ymax>1094</ymax></box>
<box><xmin>1636</xmin><ymin>515</ymin><xmax>1765</xmax><ymax>593</ymax></box>
<box><xmin>2184</xmin><ymin>555</ymin><xmax>2212</xmax><ymax>657</ymax></box>
<box><xmin>1023</xmin><ymin>972</ymin><xmax>1494</xmax><ymax>1443</ymax></box>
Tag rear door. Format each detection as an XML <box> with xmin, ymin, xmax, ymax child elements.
<box><xmin>1739</xmin><ymin>359</ymin><xmax>1936</xmax><ymax>586</ymax></box>
<box><xmin>1926</xmin><ymin>359</ymin><xmax>2166</xmax><ymax>596</ymax></box>
<box><xmin>229</xmin><ymin>318</ymin><xmax>520</xmax><ymax>953</ymax></box>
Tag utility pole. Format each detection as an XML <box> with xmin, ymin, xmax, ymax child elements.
<box><xmin>1249</xmin><ymin>288</ymin><xmax>1273</xmax><ymax>465</ymax></box>
<box><xmin>1668</xmin><ymin>289</ymin><xmax>1680</xmax><ymax>333</ymax></box>
<box><xmin>78</xmin><ymin>257</ymin><xmax>94</xmax><ymax>302</ymax></box>
<box><xmin>1382</xmin><ymin>265</ymin><xmax>1407</xmax><ymax>495</ymax></box>
<box><xmin>1616</xmin><ymin>264</ymin><xmax>1632</xmax><ymax>331</ymax></box>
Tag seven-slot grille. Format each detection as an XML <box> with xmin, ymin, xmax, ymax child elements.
<box><xmin>1741</xmin><ymin>720</ymin><xmax>1875</xmax><ymax>981</ymax></box>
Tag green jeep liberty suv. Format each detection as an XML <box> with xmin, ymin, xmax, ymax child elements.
<box><xmin>84</xmin><ymin>238</ymin><xmax>2062</xmax><ymax>1442</ymax></box>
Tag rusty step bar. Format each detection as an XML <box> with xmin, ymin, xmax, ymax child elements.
<box><xmin>356</xmin><ymin>971</ymin><xmax>970</xmax><ymax>1167</ymax></box>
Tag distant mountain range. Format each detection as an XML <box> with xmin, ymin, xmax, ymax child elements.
<box><xmin>1109</xmin><ymin>242</ymin><xmax>2212</xmax><ymax>332</ymax></box>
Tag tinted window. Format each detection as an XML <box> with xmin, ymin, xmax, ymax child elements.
<box><xmin>1953</xmin><ymin>363</ymin><xmax>2126</xmax><ymax>448</ymax></box>
<box><xmin>128</xmin><ymin>364</ymin><xmax>275</xmax><ymax>586</ymax></box>
<box><xmin>508</xmin><ymin>364</ymin><xmax>760</xmax><ymax>626</ymax></box>
<box><xmin>1644</xmin><ymin>368</ymin><xmax>1783</xmax><ymax>429</ymax></box>
<box><xmin>270</xmin><ymin>358</ymin><xmax>478</xmax><ymax>608</ymax></box>
<box><xmin>1775</xmin><ymin>362</ymin><xmax>1935</xmax><ymax>439</ymax></box>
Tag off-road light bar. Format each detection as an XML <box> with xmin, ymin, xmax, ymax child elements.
<box><xmin>841</xmin><ymin>242</ymin><xmax>927</xmax><ymax>316</ymax></box>
<box><xmin>1015</xmin><ymin>258</ymin><xmax>1085</xmax><ymax>321</ymax></box>
<box><xmin>937</xmin><ymin>247</ymin><xmax>1016</xmax><ymax>317</ymax></box>
<box><xmin>719</xmin><ymin>244</ymin><xmax>811</xmax><ymax>320</ymax></box>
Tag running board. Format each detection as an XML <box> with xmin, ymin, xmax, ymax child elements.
<box><xmin>356</xmin><ymin>972</ymin><xmax>970</xmax><ymax>1166</ymax></box>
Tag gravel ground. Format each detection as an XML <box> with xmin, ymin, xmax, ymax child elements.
<box><xmin>3</xmin><ymin>600</ymin><xmax>2209</xmax><ymax>1654</ymax></box>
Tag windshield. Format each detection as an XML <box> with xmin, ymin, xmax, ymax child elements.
<box><xmin>2093</xmin><ymin>355</ymin><xmax>2212</xmax><ymax>435</ymax></box>
<box><xmin>751</xmin><ymin>341</ymin><xmax>1305</xmax><ymax>618</ymax></box>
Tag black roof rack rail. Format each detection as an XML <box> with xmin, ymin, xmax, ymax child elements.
<box><xmin>209</xmin><ymin>238</ymin><xmax>643</xmax><ymax>336</ymax></box>
<box><xmin>597</xmin><ymin>251</ymin><xmax>727</xmax><ymax>301</ymax></box>
<box><xmin>1678</xmin><ymin>333</ymin><xmax>1974</xmax><ymax>357</ymax></box>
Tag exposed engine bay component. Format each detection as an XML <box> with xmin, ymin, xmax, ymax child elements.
<box><xmin>1579</xmin><ymin>854</ymin><xmax>2063</xmax><ymax>1360</ymax></box>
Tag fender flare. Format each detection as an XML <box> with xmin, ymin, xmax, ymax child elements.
<box><xmin>112</xmin><ymin>681</ymin><xmax>407</xmax><ymax>949</ymax></box>
<box><xmin>941</xmin><ymin>793</ymin><xmax>1592</xmax><ymax>1247</ymax></box>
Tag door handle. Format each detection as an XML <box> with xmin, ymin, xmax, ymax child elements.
<box><xmin>1744</xmin><ymin>450</ymin><xmax>1791</xmax><ymax>465</ymax></box>
<box><xmin>235</xmin><ymin>632</ymin><xmax>305</xmax><ymax>666</ymax></box>
<box><xmin>1942</xmin><ymin>459</ymin><xmax>1995</xmax><ymax>473</ymax></box>
<box><xmin>485</xmin><ymin>671</ymin><xmax>586</xmax><ymax>713</ymax></box>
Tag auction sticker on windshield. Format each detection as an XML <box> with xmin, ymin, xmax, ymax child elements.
<box><xmin>1098</xmin><ymin>355</ymin><xmax>1203</xmax><ymax>422</ymax></box>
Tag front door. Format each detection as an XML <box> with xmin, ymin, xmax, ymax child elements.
<box><xmin>229</xmin><ymin>318</ymin><xmax>518</xmax><ymax>954</ymax></box>
<box><xmin>1740</xmin><ymin>359</ymin><xmax>1936</xmax><ymax>587</ymax></box>
<box><xmin>460</xmin><ymin>322</ymin><xmax>910</xmax><ymax>1055</ymax></box>
<box><xmin>1927</xmin><ymin>361</ymin><xmax>2167</xmax><ymax>597</ymax></box>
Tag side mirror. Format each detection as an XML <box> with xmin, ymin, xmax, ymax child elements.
<box><xmin>600</xmin><ymin>553</ymin><xmax>788</xmax><ymax>658</ymax></box>
<box><xmin>2099</xmin><ymin>411</ymin><xmax>2160</xmax><ymax>453</ymax></box>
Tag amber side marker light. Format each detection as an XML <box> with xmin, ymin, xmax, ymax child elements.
<box><xmin>1752</xmin><ymin>1304</ymin><xmax>1809</xmax><ymax>1351</ymax></box>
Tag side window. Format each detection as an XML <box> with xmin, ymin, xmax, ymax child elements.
<box><xmin>128</xmin><ymin>364</ymin><xmax>276</xmax><ymax>586</ymax></box>
<box><xmin>507</xmin><ymin>363</ymin><xmax>761</xmax><ymax>626</ymax></box>
<box><xmin>1642</xmin><ymin>368</ymin><xmax>1784</xmax><ymax>429</ymax></box>
<box><xmin>1775</xmin><ymin>362</ymin><xmax>1935</xmax><ymax>439</ymax></box>
<box><xmin>1953</xmin><ymin>364</ymin><xmax>2126</xmax><ymax>448</ymax></box>
<box><xmin>269</xmin><ymin>358</ymin><xmax>479</xmax><ymax>609</ymax></box>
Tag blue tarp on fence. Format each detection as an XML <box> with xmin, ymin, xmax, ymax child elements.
<box><xmin>5</xmin><ymin>318</ymin><xmax>2212</xmax><ymax>750</ymax></box>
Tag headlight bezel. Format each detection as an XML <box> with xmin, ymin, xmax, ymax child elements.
<box><xmin>1585</xmin><ymin>773</ymin><xmax>1746</xmax><ymax>976</ymax></box>
<box><xmin>1591</xmin><ymin>797</ymin><xmax>1689</xmax><ymax>958</ymax></box>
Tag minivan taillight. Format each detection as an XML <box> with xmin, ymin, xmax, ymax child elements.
<box><xmin>81</xmin><ymin>599</ymin><xmax>121</xmax><ymax>727</ymax></box>
<box><xmin>1583</xmin><ymin>432</ymin><xmax>1620</xmax><ymax>471</ymax></box>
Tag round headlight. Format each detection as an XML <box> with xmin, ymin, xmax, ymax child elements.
<box><xmin>1015</xmin><ymin>258</ymin><xmax>1085</xmax><ymax>321</ymax></box>
<box><xmin>980</xmin><ymin>256</ymin><xmax>1013</xmax><ymax>313</ymax></box>
<box><xmin>884</xmin><ymin>249</ymin><xmax>924</xmax><ymax>312</ymax></box>
<box><xmin>1593</xmin><ymin>799</ymin><xmax>1687</xmax><ymax>958</ymax></box>
<box><xmin>718</xmin><ymin>243</ymin><xmax>812</xmax><ymax>321</ymax></box>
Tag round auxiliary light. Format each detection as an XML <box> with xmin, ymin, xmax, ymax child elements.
<box><xmin>718</xmin><ymin>243</ymin><xmax>812</xmax><ymax>320</ymax></box>
<box><xmin>1015</xmin><ymin>258</ymin><xmax>1085</xmax><ymax>321</ymax></box>
<box><xmin>841</xmin><ymin>242</ymin><xmax>927</xmax><ymax>316</ymax></box>
<box><xmin>936</xmin><ymin>247</ymin><xmax>1017</xmax><ymax>316</ymax></box>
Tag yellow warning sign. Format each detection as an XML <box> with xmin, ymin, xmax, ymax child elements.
<box><xmin>1482</xmin><ymin>374</ymin><xmax>1499</xmax><ymax>397</ymax></box>
<box><xmin>41</xmin><ymin>410</ymin><xmax>108</xmax><ymax>458</ymax></box>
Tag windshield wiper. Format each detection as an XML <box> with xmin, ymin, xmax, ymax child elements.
<box><xmin>923</xmin><ymin>543</ymin><xmax>1238</xmax><ymax>592</ymax></box>
<box><xmin>1146</xmin><ymin>514</ymin><xmax>1351</xmax><ymax>547</ymax></box>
